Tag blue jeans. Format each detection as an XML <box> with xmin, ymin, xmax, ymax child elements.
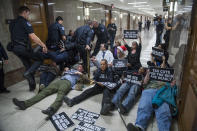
<box><xmin>40</xmin><ymin>72</ymin><xmax>56</xmax><ymax>87</ymax></box>
<box><xmin>135</xmin><ymin>89</ymin><xmax>172</xmax><ymax>131</ymax></box>
<box><xmin>112</xmin><ymin>83</ymin><xmax>141</xmax><ymax>112</ymax></box>
<box><xmin>47</xmin><ymin>50</ymin><xmax>69</xmax><ymax>63</ymax></box>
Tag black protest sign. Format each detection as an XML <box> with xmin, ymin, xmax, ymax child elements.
<box><xmin>149</xmin><ymin>67</ymin><xmax>174</xmax><ymax>82</ymax></box>
<box><xmin>50</xmin><ymin>112</ymin><xmax>74</xmax><ymax>131</ymax></box>
<box><xmin>72</xmin><ymin>108</ymin><xmax>100</xmax><ymax>124</ymax></box>
<box><xmin>100</xmin><ymin>81</ymin><xmax>120</xmax><ymax>90</ymax></box>
<box><xmin>124</xmin><ymin>72</ymin><xmax>142</xmax><ymax>85</ymax></box>
<box><xmin>113</xmin><ymin>59</ymin><xmax>128</xmax><ymax>71</ymax></box>
<box><xmin>124</xmin><ymin>30</ymin><xmax>138</xmax><ymax>39</ymax></box>
<box><xmin>73</xmin><ymin>122</ymin><xmax>106</xmax><ymax>131</ymax></box>
<box><xmin>152</xmin><ymin>47</ymin><xmax>164</xmax><ymax>61</ymax></box>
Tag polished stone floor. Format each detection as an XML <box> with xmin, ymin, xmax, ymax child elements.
<box><xmin>0</xmin><ymin>27</ymin><xmax>178</xmax><ymax>131</ymax></box>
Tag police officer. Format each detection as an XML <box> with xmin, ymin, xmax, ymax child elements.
<box><xmin>92</xmin><ymin>21</ymin><xmax>110</xmax><ymax>57</ymax></box>
<box><xmin>0</xmin><ymin>42</ymin><xmax>10</xmax><ymax>93</ymax></box>
<box><xmin>46</xmin><ymin>16</ymin><xmax>66</xmax><ymax>51</ymax></box>
<box><xmin>9</xmin><ymin>6</ymin><xmax>47</xmax><ymax>91</ymax></box>
<box><xmin>71</xmin><ymin>21</ymin><xmax>94</xmax><ymax>73</ymax></box>
<box><xmin>107</xmin><ymin>19</ymin><xmax>117</xmax><ymax>49</ymax></box>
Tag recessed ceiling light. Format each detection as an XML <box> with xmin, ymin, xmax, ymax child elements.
<box><xmin>128</xmin><ymin>2</ymin><xmax>147</xmax><ymax>4</ymax></box>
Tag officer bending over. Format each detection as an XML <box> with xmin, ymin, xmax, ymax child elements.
<box><xmin>9</xmin><ymin>6</ymin><xmax>47</xmax><ymax>91</ymax></box>
<box><xmin>12</xmin><ymin>64</ymin><xmax>90</xmax><ymax>117</ymax></box>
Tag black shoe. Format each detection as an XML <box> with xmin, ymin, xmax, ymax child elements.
<box><xmin>100</xmin><ymin>103</ymin><xmax>111</xmax><ymax>115</ymax></box>
<box><xmin>63</xmin><ymin>96</ymin><xmax>74</xmax><ymax>107</ymax></box>
<box><xmin>29</xmin><ymin>82</ymin><xmax>36</xmax><ymax>91</ymax></box>
<box><xmin>24</xmin><ymin>72</ymin><xmax>35</xmax><ymax>84</ymax></box>
<box><xmin>0</xmin><ymin>88</ymin><xmax>10</xmax><ymax>93</ymax></box>
<box><xmin>12</xmin><ymin>98</ymin><xmax>26</xmax><ymax>110</ymax></box>
<box><xmin>118</xmin><ymin>103</ymin><xmax>127</xmax><ymax>114</ymax></box>
<box><xmin>42</xmin><ymin>107</ymin><xmax>55</xmax><ymax>116</ymax></box>
<box><xmin>126</xmin><ymin>123</ymin><xmax>141</xmax><ymax>131</ymax></box>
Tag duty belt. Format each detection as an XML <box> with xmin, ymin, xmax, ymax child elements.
<box><xmin>13</xmin><ymin>40</ymin><xmax>27</xmax><ymax>47</ymax></box>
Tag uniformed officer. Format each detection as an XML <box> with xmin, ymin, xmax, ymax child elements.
<box><xmin>92</xmin><ymin>21</ymin><xmax>110</xmax><ymax>57</ymax></box>
<box><xmin>107</xmin><ymin>19</ymin><xmax>117</xmax><ymax>49</ymax></box>
<box><xmin>9</xmin><ymin>6</ymin><xmax>47</xmax><ymax>91</ymax></box>
<box><xmin>46</xmin><ymin>16</ymin><xmax>66</xmax><ymax>51</ymax></box>
<box><xmin>0</xmin><ymin>42</ymin><xmax>10</xmax><ymax>93</ymax></box>
<box><xmin>71</xmin><ymin>21</ymin><xmax>94</xmax><ymax>73</ymax></box>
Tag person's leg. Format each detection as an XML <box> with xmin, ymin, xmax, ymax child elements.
<box><xmin>135</xmin><ymin>89</ymin><xmax>157</xmax><ymax>130</ymax></box>
<box><xmin>111</xmin><ymin>83</ymin><xmax>130</xmax><ymax>107</ymax></box>
<box><xmin>155</xmin><ymin>103</ymin><xmax>172</xmax><ymax>131</ymax></box>
<box><xmin>92</xmin><ymin>41</ymin><xmax>100</xmax><ymax>57</ymax></box>
<box><xmin>49</xmin><ymin>80</ymin><xmax>71</xmax><ymax>112</ymax></box>
<box><xmin>122</xmin><ymin>84</ymin><xmax>141</xmax><ymax>112</ymax></box>
<box><xmin>45</xmin><ymin>72</ymin><xmax>56</xmax><ymax>87</ymax></box>
<box><xmin>0</xmin><ymin>68</ymin><xmax>6</xmax><ymax>91</ymax></box>
<box><xmin>24</xmin><ymin>80</ymin><xmax>60</xmax><ymax>107</ymax></box>
<box><xmin>48</xmin><ymin>51</ymin><xmax>69</xmax><ymax>63</ymax></box>
<box><xmin>40</xmin><ymin>72</ymin><xmax>48</xmax><ymax>87</ymax></box>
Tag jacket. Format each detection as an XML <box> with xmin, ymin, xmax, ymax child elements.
<box><xmin>0</xmin><ymin>42</ymin><xmax>8</xmax><ymax>61</ymax></box>
<box><xmin>94</xmin><ymin>24</ymin><xmax>109</xmax><ymax>43</ymax></box>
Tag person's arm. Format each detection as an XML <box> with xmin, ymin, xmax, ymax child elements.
<box><xmin>108</xmin><ymin>51</ymin><xmax>114</xmax><ymax>66</ymax></box>
<box><xmin>58</xmin><ymin>25</ymin><xmax>66</xmax><ymax>41</ymax></box>
<box><xmin>160</xmin><ymin>56</ymin><xmax>166</xmax><ymax>68</ymax></box>
<box><xmin>172</xmin><ymin>22</ymin><xmax>179</xmax><ymax>30</ymax></box>
<box><xmin>122</xmin><ymin>38</ymin><xmax>131</xmax><ymax>52</ymax></box>
<box><xmin>165</xmin><ymin>22</ymin><xmax>172</xmax><ymax>30</ymax></box>
<box><xmin>85</xmin><ymin>29</ymin><xmax>94</xmax><ymax>50</ymax></box>
<box><xmin>143</xmin><ymin>70</ymin><xmax>150</xmax><ymax>85</ymax></box>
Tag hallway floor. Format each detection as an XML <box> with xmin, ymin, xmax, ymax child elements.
<box><xmin>0</xmin><ymin>28</ymin><xmax>178</xmax><ymax>131</ymax></box>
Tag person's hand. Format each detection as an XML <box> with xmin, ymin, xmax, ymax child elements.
<box><xmin>42</xmin><ymin>45</ymin><xmax>48</xmax><ymax>53</ymax></box>
<box><xmin>4</xmin><ymin>60</ymin><xmax>8</xmax><ymax>64</ymax></box>
<box><xmin>162</xmin><ymin>56</ymin><xmax>166</xmax><ymax>61</ymax></box>
<box><xmin>75</xmin><ymin>71</ymin><xmax>83</xmax><ymax>75</ymax></box>
<box><xmin>127</xmin><ymin>63</ymin><xmax>131</xmax><ymax>66</ymax></box>
<box><xmin>60</xmin><ymin>48</ymin><xmax>65</xmax><ymax>52</ymax></box>
<box><xmin>64</xmin><ymin>67</ymin><xmax>69</xmax><ymax>72</ymax></box>
<box><xmin>85</xmin><ymin>45</ymin><xmax>90</xmax><ymax>50</ymax></box>
<box><xmin>97</xmin><ymin>82</ymin><xmax>104</xmax><ymax>87</ymax></box>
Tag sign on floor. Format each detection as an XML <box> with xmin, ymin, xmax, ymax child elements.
<box><xmin>73</xmin><ymin>122</ymin><xmax>106</xmax><ymax>131</ymax></box>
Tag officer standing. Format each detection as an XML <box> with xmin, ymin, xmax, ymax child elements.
<box><xmin>0</xmin><ymin>42</ymin><xmax>10</xmax><ymax>93</ymax></box>
<box><xmin>92</xmin><ymin>21</ymin><xmax>109</xmax><ymax>57</ymax></box>
<box><xmin>71</xmin><ymin>21</ymin><xmax>94</xmax><ymax>73</ymax></box>
<box><xmin>9</xmin><ymin>6</ymin><xmax>47</xmax><ymax>91</ymax></box>
<box><xmin>46</xmin><ymin>16</ymin><xmax>66</xmax><ymax>51</ymax></box>
<box><xmin>107</xmin><ymin>18</ymin><xmax>117</xmax><ymax>49</ymax></box>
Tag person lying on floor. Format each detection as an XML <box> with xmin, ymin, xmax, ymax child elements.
<box><xmin>127</xmin><ymin>64</ymin><xmax>177</xmax><ymax>131</ymax></box>
<box><xmin>64</xmin><ymin>59</ymin><xmax>119</xmax><ymax>115</ymax></box>
<box><xmin>112</xmin><ymin>67</ymin><xmax>146</xmax><ymax>114</ymax></box>
<box><xmin>91</xmin><ymin>44</ymin><xmax>114</xmax><ymax>68</ymax></box>
<box><xmin>12</xmin><ymin>64</ymin><xmax>90</xmax><ymax>116</ymax></box>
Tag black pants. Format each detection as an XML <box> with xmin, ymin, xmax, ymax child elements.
<box><xmin>92</xmin><ymin>40</ymin><xmax>102</xmax><ymax>57</ymax></box>
<box><xmin>12</xmin><ymin>45</ymin><xmax>43</xmax><ymax>76</ymax></box>
<box><xmin>0</xmin><ymin>67</ymin><xmax>5</xmax><ymax>90</ymax></box>
<box><xmin>102</xmin><ymin>88</ymin><xmax>116</xmax><ymax>107</ymax></box>
<box><xmin>77</xmin><ymin>45</ymin><xmax>88</xmax><ymax>72</ymax></box>
<box><xmin>155</xmin><ymin>31</ymin><xmax>162</xmax><ymax>47</ymax></box>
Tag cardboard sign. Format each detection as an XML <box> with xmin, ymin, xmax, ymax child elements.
<box><xmin>124</xmin><ymin>30</ymin><xmax>138</xmax><ymax>39</ymax></box>
<box><xmin>50</xmin><ymin>112</ymin><xmax>74</xmax><ymax>131</ymax></box>
<box><xmin>73</xmin><ymin>122</ymin><xmax>106</xmax><ymax>131</ymax></box>
<box><xmin>100</xmin><ymin>81</ymin><xmax>121</xmax><ymax>90</ymax></box>
<box><xmin>113</xmin><ymin>59</ymin><xmax>128</xmax><ymax>71</ymax></box>
<box><xmin>149</xmin><ymin>67</ymin><xmax>174</xmax><ymax>82</ymax></box>
<box><xmin>124</xmin><ymin>72</ymin><xmax>142</xmax><ymax>85</ymax></box>
<box><xmin>152</xmin><ymin>47</ymin><xmax>164</xmax><ymax>61</ymax></box>
<box><xmin>72</xmin><ymin>108</ymin><xmax>100</xmax><ymax>124</ymax></box>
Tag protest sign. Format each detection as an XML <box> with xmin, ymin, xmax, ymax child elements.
<box><xmin>72</xmin><ymin>108</ymin><xmax>100</xmax><ymax>124</ymax></box>
<box><xmin>113</xmin><ymin>59</ymin><xmax>128</xmax><ymax>71</ymax></box>
<box><xmin>73</xmin><ymin>122</ymin><xmax>106</xmax><ymax>131</ymax></box>
<box><xmin>124</xmin><ymin>30</ymin><xmax>138</xmax><ymax>39</ymax></box>
<box><xmin>152</xmin><ymin>47</ymin><xmax>164</xmax><ymax>61</ymax></box>
<box><xmin>50</xmin><ymin>112</ymin><xmax>74</xmax><ymax>131</ymax></box>
<box><xmin>124</xmin><ymin>72</ymin><xmax>142</xmax><ymax>85</ymax></box>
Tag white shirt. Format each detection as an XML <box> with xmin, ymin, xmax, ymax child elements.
<box><xmin>96</xmin><ymin>50</ymin><xmax>114</xmax><ymax>64</ymax></box>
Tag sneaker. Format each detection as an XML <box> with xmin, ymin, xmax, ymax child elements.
<box><xmin>126</xmin><ymin>123</ymin><xmax>141</xmax><ymax>131</ymax></box>
<box><xmin>42</xmin><ymin>107</ymin><xmax>55</xmax><ymax>116</ymax></box>
<box><xmin>100</xmin><ymin>103</ymin><xmax>111</xmax><ymax>115</ymax></box>
<box><xmin>63</xmin><ymin>96</ymin><xmax>74</xmax><ymax>107</ymax></box>
<box><xmin>12</xmin><ymin>98</ymin><xmax>27</xmax><ymax>110</ymax></box>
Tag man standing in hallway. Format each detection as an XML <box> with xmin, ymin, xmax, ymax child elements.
<box><xmin>155</xmin><ymin>15</ymin><xmax>164</xmax><ymax>47</ymax></box>
<box><xmin>9</xmin><ymin>6</ymin><xmax>47</xmax><ymax>91</ymax></box>
<box><xmin>92</xmin><ymin>21</ymin><xmax>110</xmax><ymax>57</ymax></box>
<box><xmin>138</xmin><ymin>21</ymin><xmax>142</xmax><ymax>32</ymax></box>
<box><xmin>107</xmin><ymin>19</ymin><xmax>117</xmax><ymax>49</ymax></box>
<box><xmin>46</xmin><ymin>16</ymin><xmax>66</xmax><ymax>51</ymax></box>
<box><xmin>71</xmin><ymin>21</ymin><xmax>94</xmax><ymax>73</ymax></box>
<box><xmin>147</xmin><ymin>19</ymin><xmax>151</xmax><ymax>31</ymax></box>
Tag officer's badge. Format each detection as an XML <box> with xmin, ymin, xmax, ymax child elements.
<box><xmin>26</xmin><ymin>22</ymin><xmax>32</xmax><ymax>26</ymax></box>
<box><xmin>61</xmin><ymin>27</ymin><xmax>64</xmax><ymax>30</ymax></box>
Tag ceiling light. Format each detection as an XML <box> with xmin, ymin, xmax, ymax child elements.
<box><xmin>77</xmin><ymin>6</ymin><xmax>83</xmax><ymax>8</ymax></box>
<box><xmin>48</xmin><ymin>3</ymin><xmax>55</xmax><ymax>5</ymax></box>
<box><xmin>54</xmin><ymin>11</ymin><xmax>64</xmax><ymax>13</ymax></box>
<box><xmin>128</xmin><ymin>2</ymin><xmax>147</xmax><ymax>4</ymax></box>
<box><xmin>133</xmin><ymin>5</ymin><xmax>150</xmax><ymax>7</ymax></box>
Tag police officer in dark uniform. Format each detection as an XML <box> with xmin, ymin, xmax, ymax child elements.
<box><xmin>9</xmin><ymin>6</ymin><xmax>47</xmax><ymax>91</ymax></box>
<box><xmin>107</xmin><ymin>19</ymin><xmax>117</xmax><ymax>49</ymax></box>
<box><xmin>71</xmin><ymin>21</ymin><xmax>94</xmax><ymax>73</ymax></box>
<box><xmin>46</xmin><ymin>16</ymin><xmax>66</xmax><ymax>51</ymax></box>
<box><xmin>92</xmin><ymin>21</ymin><xmax>110</xmax><ymax>57</ymax></box>
<box><xmin>0</xmin><ymin>42</ymin><xmax>10</xmax><ymax>93</ymax></box>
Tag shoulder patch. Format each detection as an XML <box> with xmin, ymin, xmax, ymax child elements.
<box><xmin>61</xmin><ymin>27</ymin><xmax>64</xmax><ymax>30</ymax></box>
<box><xmin>26</xmin><ymin>22</ymin><xmax>32</xmax><ymax>27</ymax></box>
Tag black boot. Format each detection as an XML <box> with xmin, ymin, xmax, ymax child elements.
<box><xmin>64</xmin><ymin>96</ymin><xmax>74</xmax><ymax>107</ymax></box>
<box><xmin>12</xmin><ymin>98</ymin><xmax>27</xmax><ymax>110</ymax></box>
<box><xmin>118</xmin><ymin>103</ymin><xmax>127</xmax><ymax>114</ymax></box>
<box><xmin>0</xmin><ymin>88</ymin><xmax>10</xmax><ymax>93</ymax></box>
<box><xmin>24</xmin><ymin>72</ymin><xmax>36</xmax><ymax>91</ymax></box>
<box><xmin>100</xmin><ymin>103</ymin><xmax>111</xmax><ymax>115</ymax></box>
<box><xmin>42</xmin><ymin>107</ymin><xmax>55</xmax><ymax>116</ymax></box>
<box><xmin>126</xmin><ymin>123</ymin><xmax>141</xmax><ymax>131</ymax></box>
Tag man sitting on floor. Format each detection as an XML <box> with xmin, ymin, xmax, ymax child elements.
<box><xmin>12</xmin><ymin>64</ymin><xmax>90</xmax><ymax>116</ymax></box>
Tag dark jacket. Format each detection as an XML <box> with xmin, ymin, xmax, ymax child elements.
<box><xmin>107</xmin><ymin>23</ymin><xmax>117</xmax><ymax>35</ymax></box>
<box><xmin>112</xmin><ymin>46</ymin><xmax>118</xmax><ymax>59</ymax></box>
<box><xmin>0</xmin><ymin>42</ymin><xmax>8</xmax><ymax>61</ymax></box>
<box><xmin>72</xmin><ymin>25</ymin><xmax>94</xmax><ymax>46</ymax></box>
<box><xmin>156</xmin><ymin>21</ymin><xmax>164</xmax><ymax>33</ymax></box>
<box><xmin>94</xmin><ymin>24</ymin><xmax>109</xmax><ymax>43</ymax></box>
<box><xmin>93</xmin><ymin>68</ymin><xmax>114</xmax><ymax>82</ymax></box>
